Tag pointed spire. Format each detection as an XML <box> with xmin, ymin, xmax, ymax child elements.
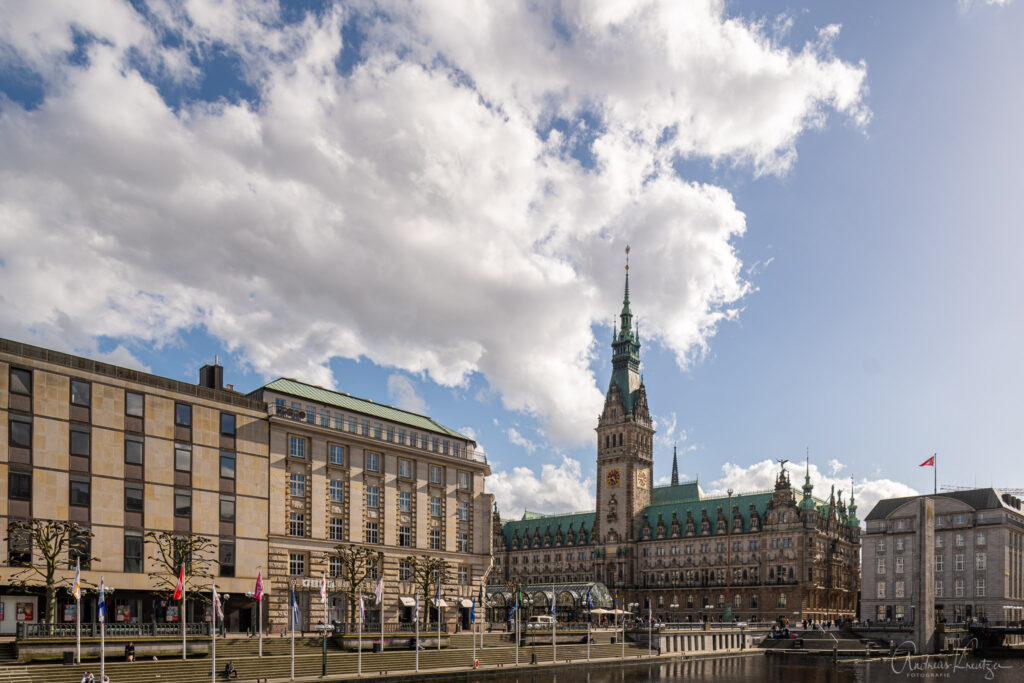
<box><xmin>620</xmin><ymin>245</ymin><xmax>634</xmax><ymax>338</ymax></box>
<box><xmin>671</xmin><ymin>443</ymin><xmax>680</xmax><ymax>486</ymax></box>
<box><xmin>799</xmin><ymin>449</ymin><xmax>815</xmax><ymax>511</ymax></box>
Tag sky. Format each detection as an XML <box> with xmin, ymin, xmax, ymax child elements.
<box><xmin>2</xmin><ymin>0</ymin><xmax>1021</xmax><ymax>522</ymax></box>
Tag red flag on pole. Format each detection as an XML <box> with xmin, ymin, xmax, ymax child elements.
<box><xmin>173</xmin><ymin>566</ymin><xmax>185</xmax><ymax>600</ymax></box>
<box><xmin>254</xmin><ymin>570</ymin><xmax>264</xmax><ymax>602</ymax></box>
<box><xmin>920</xmin><ymin>456</ymin><xmax>935</xmax><ymax>467</ymax></box>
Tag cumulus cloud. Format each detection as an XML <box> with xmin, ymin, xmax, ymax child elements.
<box><xmin>506</xmin><ymin>427</ymin><xmax>539</xmax><ymax>454</ymax></box>
<box><xmin>385</xmin><ymin>373</ymin><xmax>427</xmax><ymax>414</ymax></box>
<box><xmin>706</xmin><ymin>459</ymin><xmax>917</xmax><ymax>525</ymax></box>
<box><xmin>487</xmin><ymin>455</ymin><xmax>594</xmax><ymax>518</ymax></box>
<box><xmin>0</xmin><ymin>1</ymin><xmax>868</xmax><ymax>444</ymax></box>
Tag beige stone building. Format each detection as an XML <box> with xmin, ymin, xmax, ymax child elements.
<box><xmin>247</xmin><ymin>379</ymin><xmax>493</xmax><ymax>632</ymax></box>
<box><xmin>862</xmin><ymin>489</ymin><xmax>1024</xmax><ymax>625</ymax></box>
<box><xmin>0</xmin><ymin>338</ymin><xmax>270</xmax><ymax>634</ymax></box>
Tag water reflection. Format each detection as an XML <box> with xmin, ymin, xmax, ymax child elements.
<box><xmin>446</xmin><ymin>654</ymin><xmax>1017</xmax><ymax>682</ymax></box>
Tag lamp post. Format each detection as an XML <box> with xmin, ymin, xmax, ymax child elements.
<box><xmin>724</xmin><ymin>488</ymin><xmax>734</xmax><ymax>623</ymax></box>
<box><xmin>315</xmin><ymin>620</ymin><xmax>334</xmax><ymax>677</ymax></box>
<box><xmin>100</xmin><ymin>585</ymin><xmax>113</xmax><ymax>683</ymax></box>
<box><xmin>627</xmin><ymin>602</ymin><xmax>639</xmax><ymax>659</ymax></box>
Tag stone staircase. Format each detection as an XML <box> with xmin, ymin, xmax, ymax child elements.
<box><xmin>3</xmin><ymin>638</ymin><xmax>649</xmax><ymax>683</ymax></box>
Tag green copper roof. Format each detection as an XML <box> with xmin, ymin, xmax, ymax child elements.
<box><xmin>651</xmin><ymin>481</ymin><xmax>704</xmax><ymax>505</ymax></box>
<box><xmin>256</xmin><ymin>377</ymin><xmax>471</xmax><ymax>441</ymax></box>
<box><xmin>502</xmin><ymin>511</ymin><xmax>596</xmax><ymax>550</ymax></box>
<box><xmin>643</xmin><ymin>491</ymin><xmax>776</xmax><ymax>533</ymax></box>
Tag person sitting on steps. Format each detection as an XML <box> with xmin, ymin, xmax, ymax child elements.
<box><xmin>224</xmin><ymin>661</ymin><xmax>238</xmax><ymax>679</ymax></box>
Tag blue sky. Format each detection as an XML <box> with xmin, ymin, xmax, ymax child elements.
<box><xmin>2</xmin><ymin>0</ymin><xmax>1021</xmax><ymax>519</ymax></box>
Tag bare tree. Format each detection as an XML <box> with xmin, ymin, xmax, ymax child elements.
<box><xmin>329</xmin><ymin>544</ymin><xmax>382</xmax><ymax>624</ymax></box>
<box><xmin>145</xmin><ymin>531</ymin><xmax>215</xmax><ymax>598</ymax></box>
<box><xmin>5</xmin><ymin>520</ymin><xmax>95</xmax><ymax>625</ymax></box>
<box><xmin>408</xmin><ymin>555</ymin><xmax>450</xmax><ymax>627</ymax></box>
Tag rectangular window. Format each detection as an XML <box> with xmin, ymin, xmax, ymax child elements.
<box><xmin>329</xmin><ymin>480</ymin><xmax>344</xmax><ymax>503</ymax></box>
<box><xmin>71</xmin><ymin>380</ymin><xmax>91</xmax><ymax>407</ymax></box>
<box><xmin>386</xmin><ymin>426</ymin><xmax>394</xmax><ymax>442</ymax></box>
<box><xmin>125</xmin><ymin>435</ymin><xmax>144</xmax><ymax>465</ymax></box>
<box><xmin>955</xmin><ymin>578</ymin><xmax>964</xmax><ymax>597</ymax></box>
<box><xmin>877</xmin><ymin>558</ymin><xmax>886</xmax><ymax>575</ymax></box>
<box><xmin>290</xmin><ymin>512</ymin><xmax>306</xmax><ymax>537</ymax></box>
<box><xmin>289</xmin><ymin>553</ymin><xmax>305</xmax><ymax>576</ymax></box>
<box><xmin>399</xmin><ymin>526</ymin><xmax>411</xmax><ymax>547</ymax></box>
<box><xmin>936</xmin><ymin>581</ymin><xmax>944</xmax><ymax>598</ymax></box>
<box><xmin>895</xmin><ymin>580</ymin><xmax>905</xmax><ymax>598</ymax></box>
<box><xmin>398</xmin><ymin>429</ymin><xmax>406</xmax><ymax>446</ymax></box>
<box><xmin>876</xmin><ymin>581</ymin><xmax>886</xmax><ymax>599</ymax></box>
<box><xmin>124</xmin><ymin>533</ymin><xmax>144</xmax><ymax>573</ymax></box>
<box><xmin>175</xmin><ymin>444</ymin><xmax>191</xmax><ymax>471</ymax></box>
<box><xmin>174</xmin><ymin>402</ymin><xmax>191</xmax><ymax>427</ymax></box>
<box><xmin>373</xmin><ymin>423</ymin><xmax>383</xmax><ymax>439</ymax></box>
<box><xmin>777</xmin><ymin>593</ymin><xmax>787</xmax><ymax>608</ymax></box>
<box><xmin>219</xmin><ymin>541</ymin><xmax>235</xmax><ymax>577</ymax></box>
<box><xmin>955</xmin><ymin>533</ymin><xmax>964</xmax><ymax>547</ymax></box>
<box><xmin>429</xmin><ymin>465</ymin><xmax>443</xmax><ymax>485</ymax></box>
<box><xmin>124</xmin><ymin>483</ymin><xmax>144</xmax><ymax>512</ymax></box>
<box><xmin>365</xmin><ymin>452</ymin><xmax>380</xmax><ymax>472</ymax></box>
<box><xmin>368</xmin><ymin>561</ymin><xmax>379</xmax><ymax>581</ymax></box>
<box><xmin>70</xmin><ymin>426</ymin><xmax>91</xmax><ymax>457</ymax></box>
<box><xmin>935</xmin><ymin>555</ymin><xmax>944</xmax><ymax>572</ymax></box>
<box><xmin>429</xmin><ymin>529</ymin><xmax>442</xmax><ymax>550</ymax></box>
<box><xmin>10</xmin><ymin>416</ymin><xmax>32</xmax><ymax>448</ymax></box>
<box><xmin>430</xmin><ymin>496</ymin><xmax>442</xmax><ymax>517</ymax></box>
<box><xmin>330</xmin><ymin>556</ymin><xmax>342</xmax><ymax>577</ymax></box>
<box><xmin>936</xmin><ymin>534</ymin><xmax>944</xmax><ymax>548</ymax></box>
<box><xmin>976</xmin><ymin>553</ymin><xmax>986</xmax><ymax>570</ymax></box>
<box><xmin>876</xmin><ymin>539</ymin><xmax>885</xmax><ymax>552</ymax></box>
<box><xmin>290</xmin><ymin>473</ymin><xmax>306</xmax><ymax>497</ymax></box>
<box><xmin>895</xmin><ymin>537</ymin><xmax>904</xmax><ymax>552</ymax></box>
<box><xmin>457</xmin><ymin>532</ymin><xmax>469</xmax><ymax>553</ymax></box>
<box><xmin>366</xmin><ymin>486</ymin><xmax>379</xmax><ymax>508</ymax></box>
<box><xmin>9</xmin><ymin>367</ymin><xmax>31</xmax><ymax>395</ymax></box>
<box><xmin>458</xmin><ymin>471</ymin><xmax>470</xmax><ymax>490</ymax></box>
<box><xmin>365</xmin><ymin>521</ymin><xmax>379</xmax><ymax>544</ymax></box>
<box><xmin>8</xmin><ymin>471</ymin><xmax>31</xmax><ymax>500</ymax></box>
<box><xmin>399</xmin><ymin>560</ymin><xmax>412</xmax><ymax>581</ymax></box>
<box><xmin>955</xmin><ymin>554</ymin><xmax>964</xmax><ymax>571</ymax></box>
<box><xmin>329</xmin><ymin>517</ymin><xmax>345</xmax><ymax>541</ymax></box>
<box><xmin>398</xmin><ymin>491</ymin><xmax>412</xmax><ymax>512</ymax></box>
<box><xmin>976</xmin><ymin>578</ymin><xmax>986</xmax><ymax>597</ymax></box>
<box><xmin>976</xmin><ymin>531</ymin><xmax>986</xmax><ymax>546</ymax></box>
<box><xmin>8</xmin><ymin>526</ymin><xmax>31</xmax><ymax>567</ymax></box>
<box><xmin>220</xmin><ymin>451</ymin><xmax>235</xmax><ymax>479</ymax></box>
<box><xmin>320</xmin><ymin>409</ymin><xmax>329</xmax><ymax>427</ymax></box>
<box><xmin>458</xmin><ymin>501</ymin><xmax>469</xmax><ymax>521</ymax></box>
<box><xmin>289</xmin><ymin>436</ymin><xmax>306</xmax><ymax>459</ymax></box>
<box><xmin>398</xmin><ymin>458</ymin><xmax>412</xmax><ymax>479</ymax></box>
<box><xmin>361</xmin><ymin>420</ymin><xmax>370</xmax><ymax>436</ymax></box>
<box><xmin>329</xmin><ymin>445</ymin><xmax>345</xmax><ymax>466</ymax></box>
<box><xmin>895</xmin><ymin>557</ymin><xmax>904</xmax><ymax>574</ymax></box>
<box><xmin>69</xmin><ymin>477</ymin><xmax>90</xmax><ymax>507</ymax></box>
<box><xmin>125</xmin><ymin>391</ymin><xmax>144</xmax><ymax>418</ymax></box>
<box><xmin>220</xmin><ymin>413</ymin><xmax>236</xmax><ymax>436</ymax></box>
<box><xmin>458</xmin><ymin>566</ymin><xmax>469</xmax><ymax>585</ymax></box>
<box><xmin>220</xmin><ymin>495</ymin><xmax>235</xmax><ymax>522</ymax></box>
<box><xmin>175</xmin><ymin>490</ymin><xmax>192</xmax><ymax>518</ymax></box>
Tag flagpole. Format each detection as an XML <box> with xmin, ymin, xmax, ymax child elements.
<box><xmin>472</xmin><ymin>597</ymin><xmax>476</xmax><ymax>666</ymax></box>
<box><xmin>551</xmin><ymin>581</ymin><xmax>556</xmax><ymax>663</ymax></box>
<box><xmin>258</xmin><ymin>591</ymin><xmax>263</xmax><ymax>657</ymax></box>
<box><xmin>75</xmin><ymin>558</ymin><xmax>81</xmax><ymax>664</ymax></box>
<box><xmin>99</xmin><ymin>578</ymin><xmax>106</xmax><ymax>683</ymax></box>
<box><xmin>357</xmin><ymin>596</ymin><xmax>362</xmax><ymax>677</ymax></box>
<box><xmin>414</xmin><ymin>595</ymin><xmax>419</xmax><ymax>672</ymax></box>
<box><xmin>934</xmin><ymin>453</ymin><xmax>937</xmax><ymax>495</ymax></box>
<box><xmin>182</xmin><ymin>573</ymin><xmax>187</xmax><ymax>660</ymax></box>
<box><xmin>515</xmin><ymin>598</ymin><xmax>519</xmax><ymax>667</ymax></box>
<box><xmin>211</xmin><ymin>578</ymin><xmax>216</xmax><ymax>683</ymax></box>
<box><xmin>290</xmin><ymin>582</ymin><xmax>295</xmax><ymax>681</ymax></box>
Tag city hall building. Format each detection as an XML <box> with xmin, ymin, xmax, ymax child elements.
<box><xmin>490</xmin><ymin>267</ymin><xmax>861</xmax><ymax>624</ymax></box>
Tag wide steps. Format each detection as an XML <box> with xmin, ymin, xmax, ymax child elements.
<box><xmin>14</xmin><ymin>640</ymin><xmax>652</xmax><ymax>683</ymax></box>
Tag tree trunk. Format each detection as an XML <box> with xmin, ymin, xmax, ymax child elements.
<box><xmin>45</xmin><ymin>565</ymin><xmax>57</xmax><ymax>627</ymax></box>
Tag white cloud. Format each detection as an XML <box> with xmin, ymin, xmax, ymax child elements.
<box><xmin>487</xmin><ymin>455</ymin><xmax>594</xmax><ymax>519</ymax></box>
<box><xmin>706</xmin><ymin>459</ymin><xmax>917</xmax><ymax>525</ymax></box>
<box><xmin>828</xmin><ymin>458</ymin><xmax>845</xmax><ymax>476</ymax></box>
<box><xmin>0</xmin><ymin>1</ymin><xmax>868</xmax><ymax>444</ymax></box>
<box><xmin>506</xmin><ymin>427</ymin><xmax>538</xmax><ymax>454</ymax></box>
<box><xmin>385</xmin><ymin>373</ymin><xmax>427</xmax><ymax>414</ymax></box>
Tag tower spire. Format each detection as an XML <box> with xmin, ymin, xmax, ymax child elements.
<box><xmin>671</xmin><ymin>443</ymin><xmax>679</xmax><ymax>486</ymax></box>
<box><xmin>608</xmin><ymin>244</ymin><xmax>642</xmax><ymax>413</ymax></box>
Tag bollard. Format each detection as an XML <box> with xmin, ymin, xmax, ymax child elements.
<box><xmin>833</xmin><ymin>643</ymin><xmax>838</xmax><ymax>665</ymax></box>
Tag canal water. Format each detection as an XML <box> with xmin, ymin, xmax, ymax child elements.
<box><xmin>438</xmin><ymin>654</ymin><xmax>1019</xmax><ymax>682</ymax></box>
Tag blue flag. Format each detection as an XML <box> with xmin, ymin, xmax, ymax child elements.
<box><xmin>291</xmin><ymin>588</ymin><xmax>300</xmax><ymax>628</ymax></box>
<box><xmin>508</xmin><ymin>594</ymin><xmax>518</xmax><ymax>621</ymax></box>
<box><xmin>470</xmin><ymin>597</ymin><xmax>476</xmax><ymax>624</ymax></box>
<box><xmin>98</xmin><ymin>577</ymin><xmax>106</xmax><ymax>623</ymax></box>
<box><xmin>434</xmin><ymin>578</ymin><xmax>441</xmax><ymax>606</ymax></box>
<box><xmin>586</xmin><ymin>587</ymin><xmax>593</xmax><ymax>610</ymax></box>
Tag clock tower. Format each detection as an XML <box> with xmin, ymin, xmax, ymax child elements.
<box><xmin>594</xmin><ymin>247</ymin><xmax>654</xmax><ymax>587</ymax></box>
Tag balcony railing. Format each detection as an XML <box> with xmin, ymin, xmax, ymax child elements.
<box><xmin>270</xmin><ymin>404</ymin><xmax>487</xmax><ymax>464</ymax></box>
<box><xmin>333</xmin><ymin>622</ymin><xmax>448</xmax><ymax>634</ymax></box>
<box><xmin>18</xmin><ymin>622</ymin><xmax>211</xmax><ymax>639</ymax></box>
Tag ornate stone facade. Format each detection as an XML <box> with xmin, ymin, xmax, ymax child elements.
<box><xmin>490</xmin><ymin>265</ymin><xmax>860</xmax><ymax>623</ymax></box>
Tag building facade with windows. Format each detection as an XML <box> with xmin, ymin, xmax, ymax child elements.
<box><xmin>862</xmin><ymin>489</ymin><xmax>1024</xmax><ymax>625</ymax></box>
<box><xmin>0</xmin><ymin>339</ymin><xmax>270</xmax><ymax>634</ymax></box>
<box><xmin>490</xmin><ymin>267</ymin><xmax>861</xmax><ymax>624</ymax></box>
<box><xmin>247</xmin><ymin>379</ymin><xmax>493</xmax><ymax>632</ymax></box>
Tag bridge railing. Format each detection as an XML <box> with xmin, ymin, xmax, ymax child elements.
<box><xmin>17</xmin><ymin>622</ymin><xmax>211</xmax><ymax>639</ymax></box>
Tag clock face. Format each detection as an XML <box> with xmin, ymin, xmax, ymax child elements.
<box><xmin>637</xmin><ymin>470</ymin><xmax>648</xmax><ymax>488</ymax></box>
<box><xmin>606</xmin><ymin>469</ymin><xmax>621</xmax><ymax>488</ymax></box>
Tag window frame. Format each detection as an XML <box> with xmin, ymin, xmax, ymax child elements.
<box><xmin>8</xmin><ymin>470</ymin><xmax>32</xmax><ymax>500</ymax></box>
<box><xmin>329</xmin><ymin>444</ymin><xmax>346</xmax><ymax>466</ymax></box>
<box><xmin>220</xmin><ymin>413</ymin><xmax>236</xmax><ymax>436</ymax></box>
<box><xmin>124</xmin><ymin>482</ymin><xmax>144</xmax><ymax>513</ymax></box>
<box><xmin>125</xmin><ymin>391</ymin><xmax>145</xmax><ymax>418</ymax></box>
<box><xmin>69</xmin><ymin>476</ymin><xmax>91</xmax><ymax>508</ymax></box>
<box><xmin>288</xmin><ymin>435</ymin><xmax>306</xmax><ymax>459</ymax></box>
<box><xmin>365</xmin><ymin>452</ymin><xmax>380</xmax><ymax>472</ymax></box>
<box><xmin>398</xmin><ymin>458</ymin><xmax>412</xmax><ymax>479</ymax></box>
<box><xmin>174</xmin><ymin>402</ymin><xmax>192</xmax><ymax>427</ymax></box>
<box><xmin>124</xmin><ymin>532</ymin><xmax>144</xmax><ymax>573</ymax></box>
<box><xmin>9</xmin><ymin>367</ymin><xmax>32</xmax><ymax>395</ymax></box>
<box><xmin>70</xmin><ymin>380</ymin><xmax>91</xmax><ymax>407</ymax></box>
<box><xmin>125</xmin><ymin>435</ymin><xmax>144</xmax><ymax>466</ymax></box>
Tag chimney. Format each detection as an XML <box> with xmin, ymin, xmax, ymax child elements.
<box><xmin>199</xmin><ymin>359</ymin><xmax>224</xmax><ymax>390</ymax></box>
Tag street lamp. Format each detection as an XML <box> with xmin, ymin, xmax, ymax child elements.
<box><xmin>724</xmin><ymin>488</ymin><xmax>734</xmax><ymax>623</ymax></box>
<box><xmin>315</xmin><ymin>620</ymin><xmax>334</xmax><ymax>677</ymax></box>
